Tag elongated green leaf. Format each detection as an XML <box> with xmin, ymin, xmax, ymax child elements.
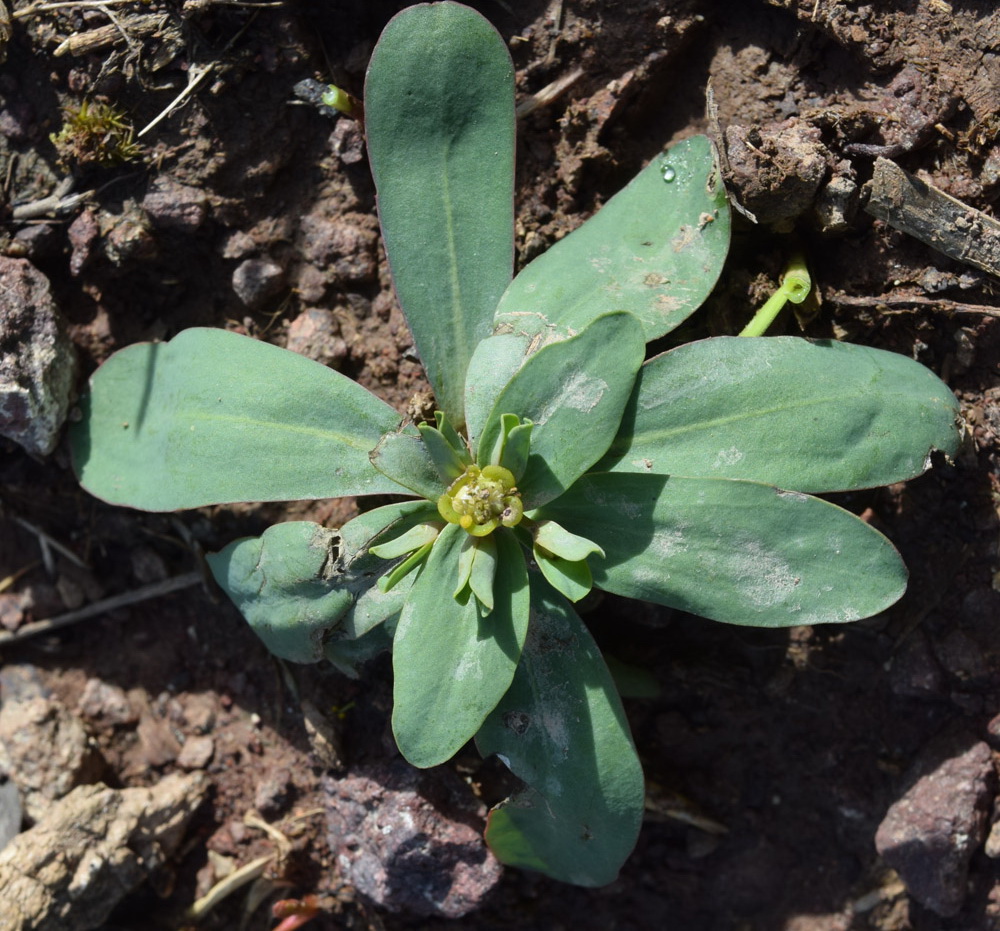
<box><xmin>541</xmin><ymin>473</ymin><xmax>907</xmax><ymax>627</ymax></box>
<box><xmin>392</xmin><ymin>525</ymin><xmax>529</xmax><ymax>768</ymax></box>
<box><xmin>464</xmin><ymin>332</ymin><xmax>531</xmax><ymax>450</ymax></box>
<box><xmin>476</xmin><ymin>577</ymin><xmax>644</xmax><ymax>886</ymax></box>
<box><xmin>493</xmin><ymin>135</ymin><xmax>730</xmax><ymax>343</ymax></box>
<box><xmin>600</xmin><ymin>336</ymin><xmax>961</xmax><ymax>492</ymax></box>
<box><xmin>71</xmin><ymin>328</ymin><xmax>403</xmax><ymax>511</ymax></box>
<box><xmin>477</xmin><ymin>313</ymin><xmax>646</xmax><ymax>508</ymax></box>
<box><xmin>207</xmin><ymin>501</ymin><xmax>434</xmax><ymax>662</ymax></box>
<box><xmin>366</xmin><ymin>2</ymin><xmax>515</xmax><ymax>427</ymax></box>
<box><xmin>370</xmin><ymin>428</ymin><xmax>442</xmax><ymax>500</ymax></box>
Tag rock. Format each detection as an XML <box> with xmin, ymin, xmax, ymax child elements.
<box><xmin>0</xmin><ymin>664</ymin><xmax>49</xmax><ymax>703</ymax></box>
<box><xmin>254</xmin><ymin>768</ymin><xmax>294</xmax><ymax>816</ymax></box>
<box><xmin>76</xmin><ymin>679</ymin><xmax>138</xmax><ymax>727</ymax></box>
<box><xmin>0</xmin><ymin>257</ymin><xmax>77</xmax><ymax>456</ymax></box>
<box><xmin>0</xmin><ymin>696</ymin><xmax>102</xmax><ymax>823</ymax></box>
<box><xmin>724</xmin><ymin>119</ymin><xmax>831</xmax><ymax>231</ymax></box>
<box><xmin>102</xmin><ymin>203</ymin><xmax>156</xmax><ymax>267</ymax></box>
<box><xmin>0</xmin><ymin>776</ymin><xmax>21</xmax><ymax>851</ymax></box>
<box><xmin>285</xmin><ymin>308</ymin><xmax>348</xmax><ymax>368</ymax></box>
<box><xmin>13</xmin><ymin>223</ymin><xmax>59</xmax><ymax>261</ymax></box>
<box><xmin>176</xmin><ymin>735</ymin><xmax>214</xmax><ymax>771</ymax></box>
<box><xmin>329</xmin><ymin>119</ymin><xmax>366</xmax><ymax>165</ymax></box>
<box><xmin>814</xmin><ymin>170</ymin><xmax>858</xmax><ymax>234</ymax></box>
<box><xmin>0</xmin><ymin>773</ymin><xmax>206</xmax><ymax>931</ymax></box>
<box><xmin>142</xmin><ymin>177</ymin><xmax>208</xmax><ymax>233</ymax></box>
<box><xmin>298</xmin><ymin>214</ymin><xmax>377</xmax><ymax>283</ymax></box>
<box><xmin>875</xmin><ymin>736</ymin><xmax>995</xmax><ymax>917</ymax></box>
<box><xmin>232</xmin><ymin>257</ymin><xmax>286</xmax><ymax>308</ymax></box>
<box><xmin>0</xmin><ymin>593</ymin><xmax>25</xmax><ymax>631</ymax></box>
<box><xmin>324</xmin><ymin>761</ymin><xmax>502</xmax><ymax>918</ymax></box>
<box><xmin>67</xmin><ymin>208</ymin><xmax>100</xmax><ymax>276</ymax></box>
<box><xmin>179</xmin><ymin>692</ymin><xmax>216</xmax><ymax>734</ymax></box>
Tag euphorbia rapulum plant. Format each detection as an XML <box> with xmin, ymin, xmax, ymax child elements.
<box><xmin>71</xmin><ymin>2</ymin><xmax>961</xmax><ymax>886</ymax></box>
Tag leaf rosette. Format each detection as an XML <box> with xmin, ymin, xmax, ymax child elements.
<box><xmin>69</xmin><ymin>1</ymin><xmax>962</xmax><ymax>889</ymax></box>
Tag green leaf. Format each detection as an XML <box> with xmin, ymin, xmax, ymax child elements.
<box><xmin>417</xmin><ymin>422</ymin><xmax>469</xmax><ymax>482</ymax></box>
<box><xmin>392</xmin><ymin>525</ymin><xmax>529</xmax><ymax>768</ymax></box>
<box><xmin>365</xmin><ymin>2</ymin><xmax>515</xmax><ymax>428</ymax></box>
<box><xmin>476</xmin><ymin>577</ymin><xmax>644</xmax><ymax>886</ymax></box>
<box><xmin>600</xmin><ymin>336</ymin><xmax>961</xmax><ymax>492</ymax></box>
<box><xmin>207</xmin><ymin>501</ymin><xmax>435</xmax><ymax>662</ymax></box>
<box><xmin>324</xmin><ymin>623</ymin><xmax>395</xmax><ymax>679</ymax></box>
<box><xmin>464</xmin><ymin>333</ymin><xmax>532</xmax><ymax>448</ymax></box>
<box><xmin>207</xmin><ymin>522</ymin><xmax>351</xmax><ymax>664</ymax></box>
<box><xmin>534</xmin><ymin>551</ymin><xmax>593</xmax><ymax>603</ymax></box>
<box><xmin>493</xmin><ymin>135</ymin><xmax>730</xmax><ymax>343</ymax></box>
<box><xmin>477</xmin><ymin>312</ymin><xmax>646</xmax><ymax>508</ymax></box>
<box><xmin>454</xmin><ymin>533</ymin><xmax>498</xmax><ymax>612</ymax></box>
<box><xmin>71</xmin><ymin>328</ymin><xmax>403</xmax><ymax>511</ymax></box>
<box><xmin>541</xmin><ymin>473</ymin><xmax>908</xmax><ymax>627</ymax></box>
<box><xmin>369</xmin><ymin>428</ymin><xmax>442</xmax><ymax>500</ymax></box>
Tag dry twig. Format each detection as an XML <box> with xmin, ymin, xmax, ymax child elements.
<box><xmin>0</xmin><ymin>570</ymin><xmax>202</xmax><ymax>646</ymax></box>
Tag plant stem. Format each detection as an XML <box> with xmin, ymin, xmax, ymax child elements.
<box><xmin>739</xmin><ymin>253</ymin><xmax>811</xmax><ymax>337</ymax></box>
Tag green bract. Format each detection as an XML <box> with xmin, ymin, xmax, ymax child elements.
<box><xmin>70</xmin><ymin>2</ymin><xmax>961</xmax><ymax>888</ymax></box>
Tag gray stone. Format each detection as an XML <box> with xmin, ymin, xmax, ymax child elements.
<box><xmin>875</xmin><ymin>736</ymin><xmax>995</xmax><ymax>917</ymax></box>
<box><xmin>0</xmin><ymin>257</ymin><xmax>77</xmax><ymax>456</ymax></box>
<box><xmin>324</xmin><ymin>761</ymin><xmax>502</xmax><ymax>918</ymax></box>
<box><xmin>232</xmin><ymin>257</ymin><xmax>286</xmax><ymax>308</ymax></box>
<box><xmin>0</xmin><ymin>776</ymin><xmax>21</xmax><ymax>851</ymax></box>
<box><xmin>0</xmin><ymin>773</ymin><xmax>206</xmax><ymax>931</ymax></box>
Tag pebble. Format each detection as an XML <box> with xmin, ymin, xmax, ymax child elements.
<box><xmin>232</xmin><ymin>257</ymin><xmax>286</xmax><ymax>309</ymax></box>
<box><xmin>0</xmin><ymin>256</ymin><xmax>77</xmax><ymax>456</ymax></box>
<box><xmin>285</xmin><ymin>308</ymin><xmax>348</xmax><ymax>368</ymax></box>
<box><xmin>0</xmin><ymin>777</ymin><xmax>21</xmax><ymax>852</ymax></box>
<box><xmin>254</xmin><ymin>768</ymin><xmax>294</xmax><ymax>816</ymax></box>
<box><xmin>76</xmin><ymin>678</ymin><xmax>137</xmax><ymax>727</ymax></box>
<box><xmin>0</xmin><ymin>695</ymin><xmax>102</xmax><ymax>823</ymax></box>
<box><xmin>142</xmin><ymin>177</ymin><xmax>209</xmax><ymax>233</ymax></box>
<box><xmin>177</xmin><ymin>735</ymin><xmax>215</xmax><ymax>771</ymax></box>
<box><xmin>324</xmin><ymin>760</ymin><xmax>502</xmax><ymax>918</ymax></box>
<box><xmin>875</xmin><ymin>736</ymin><xmax>995</xmax><ymax>916</ymax></box>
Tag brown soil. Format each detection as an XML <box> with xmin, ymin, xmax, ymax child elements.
<box><xmin>2</xmin><ymin>1</ymin><xmax>999</xmax><ymax>929</ymax></box>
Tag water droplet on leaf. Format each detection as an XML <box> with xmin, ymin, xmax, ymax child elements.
<box><xmin>661</xmin><ymin>164</ymin><xmax>676</xmax><ymax>182</ymax></box>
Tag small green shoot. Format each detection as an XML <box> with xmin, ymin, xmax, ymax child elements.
<box><xmin>739</xmin><ymin>252</ymin><xmax>812</xmax><ymax>337</ymax></box>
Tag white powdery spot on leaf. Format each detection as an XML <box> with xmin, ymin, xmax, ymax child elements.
<box><xmin>712</xmin><ymin>446</ymin><xmax>745</xmax><ymax>469</ymax></box>
<box><xmin>537</xmin><ymin>370</ymin><xmax>608</xmax><ymax>423</ymax></box>
<box><xmin>452</xmin><ymin>649</ymin><xmax>484</xmax><ymax>683</ymax></box>
<box><xmin>651</xmin><ymin>528</ymin><xmax>688</xmax><ymax>559</ymax></box>
<box><xmin>707</xmin><ymin>537</ymin><xmax>801</xmax><ymax>610</ymax></box>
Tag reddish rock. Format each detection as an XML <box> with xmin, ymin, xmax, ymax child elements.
<box><xmin>875</xmin><ymin>736</ymin><xmax>996</xmax><ymax>917</ymax></box>
<box><xmin>285</xmin><ymin>308</ymin><xmax>348</xmax><ymax>368</ymax></box>
<box><xmin>324</xmin><ymin>761</ymin><xmax>502</xmax><ymax>917</ymax></box>
<box><xmin>142</xmin><ymin>177</ymin><xmax>208</xmax><ymax>233</ymax></box>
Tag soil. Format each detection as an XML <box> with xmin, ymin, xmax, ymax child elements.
<box><xmin>1</xmin><ymin>1</ymin><xmax>1000</xmax><ymax>929</ymax></box>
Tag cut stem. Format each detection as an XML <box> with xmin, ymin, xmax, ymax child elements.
<box><xmin>739</xmin><ymin>253</ymin><xmax>811</xmax><ymax>337</ymax></box>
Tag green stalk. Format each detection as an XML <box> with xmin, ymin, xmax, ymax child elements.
<box><xmin>739</xmin><ymin>253</ymin><xmax>812</xmax><ymax>337</ymax></box>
